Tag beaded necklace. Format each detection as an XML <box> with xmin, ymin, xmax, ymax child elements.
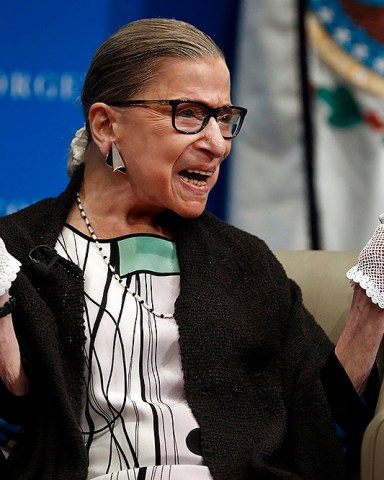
<box><xmin>76</xmin><ymin>192</ymin><xmax>174</xmax><ymax>319</ymax></box>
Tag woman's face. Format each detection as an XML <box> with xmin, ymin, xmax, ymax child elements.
<box><xmin>112</xmin><ymin>57</ymin><xmax>232</xmax><ymax>219</ymax></box>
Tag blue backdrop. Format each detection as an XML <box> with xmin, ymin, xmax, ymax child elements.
<box><xmin>1</xmin><ymin>0</ymin><xmax>240</xmax><ymax>219</ymax></box>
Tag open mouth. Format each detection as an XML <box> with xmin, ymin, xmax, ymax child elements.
<box><xmin>178</xmin><ymin>169</ymin><xmax>213</xmax><ymax>187</ymax></box>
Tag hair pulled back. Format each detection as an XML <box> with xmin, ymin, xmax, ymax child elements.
<box><xmin>81</xmin><ymin>18</ymin><xmax>225</xmax><ymax>128</ymax></box>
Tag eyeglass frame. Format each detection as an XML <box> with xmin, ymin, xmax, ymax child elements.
<box><xmin>107</xmin><ymin>99</ymin><xmax>248</xmax><ymax>139</ymax></box>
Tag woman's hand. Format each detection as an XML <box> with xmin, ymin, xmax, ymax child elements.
<box><xmin>336</xmin><ymin>284</ymin><xmax>384</xmax><ymax>395</ymax></box>
<box><xmin>0</xmin><ymin>238</ymin><xmax>27</xmax><ymax>396</ymax></box>
<box><xmin>0</xmin><ymin>291</ymin><xmax>28</xmax><ymax>396</ymax></box>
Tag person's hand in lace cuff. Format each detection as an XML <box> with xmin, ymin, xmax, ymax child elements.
<box><xmin>336</xmin><ymin>215</ymin><xmax>384</xmax><ymax>395</ymax></box>
<box><xmin>0</xmin><ymin>238</ymin><xmax>27</xmax><ymax>396</ymax></box>
<box><xmin>0</xmin><ymin>238</ymin><xmax>20</xmax><ymax>297</ymax></box>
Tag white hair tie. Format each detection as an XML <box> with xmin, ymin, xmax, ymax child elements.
<box><xmin>67</xmin><ymin>126</ymin><xmax>89</xmax><ymax>175</ymax></box>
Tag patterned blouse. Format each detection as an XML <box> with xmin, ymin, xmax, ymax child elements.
<box><xmin>56</xmin><ymin>225</ymin><xmax>213</xmax><ymax>480</ymax></box>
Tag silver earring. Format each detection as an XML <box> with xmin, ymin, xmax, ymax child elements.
<box><xmin>105</xmin><ymin>143</ymin><xmax>126</xmax><ymax>174</ymax></box>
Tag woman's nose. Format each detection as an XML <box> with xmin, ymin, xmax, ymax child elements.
<box><xmin>201</xmin><ymin>117</ymin><xmax>230</xmax><ymax>158</ymax></box>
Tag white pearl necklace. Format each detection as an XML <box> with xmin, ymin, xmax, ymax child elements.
<box><xmin>76</xmin><ymin>193</ymin><xmax>174</xmax><ymax>319</ymax></box>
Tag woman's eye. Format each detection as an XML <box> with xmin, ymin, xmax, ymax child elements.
<box><xmin>177</xmin><ymin>104</ymin><xmax>206</xmax><ymax>120</ymax></box>
<box><xmin>179</xmin><ymin>108</ymin><xmax>195</xmax><ymax>118</ymax></box>
<box><xmin>220</xmin><ymin>114</ymin><xmax>231</xmax><ymax>124</ymax></box>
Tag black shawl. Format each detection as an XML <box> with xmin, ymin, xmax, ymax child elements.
<box><xmin>0</xmin><ymin>166</ymin><xmax>347</xmax><ymax>479</ymax></box>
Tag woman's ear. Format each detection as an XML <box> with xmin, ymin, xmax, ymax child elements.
<box><xmin>88</xmin><ymin>103</ymin><xmax>117</xmax><ymax>156</ymax></box>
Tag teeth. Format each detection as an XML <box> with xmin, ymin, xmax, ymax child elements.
<box><xmin>187</xmin><ymin>169</ymin><xmax>213</xmax><ymax>177</ymax></box>
<box><xmin>179</xmin><ymin>175</ymin><xmax>207</xmax><ymax>186</ymax></box>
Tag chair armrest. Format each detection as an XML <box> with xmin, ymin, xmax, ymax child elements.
<box><xmin>361</xmin><ymin>405</ymin><xmax>384</xmax><ymax>480</ymax></box>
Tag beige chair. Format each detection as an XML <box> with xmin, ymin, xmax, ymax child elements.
<box><xmin>361</xmin><ymin>396</ymin><xmax>384</xmax><ymax>480</ymax></box>
<box><xmin>274</xmin><ymin>250</ymin><xmax>357</xmax><ymax>343</ymax></box>
<box><xmin>275</xmin><ymin>250</ymin><xmax>384</xmax><ymax>480</ymax></box>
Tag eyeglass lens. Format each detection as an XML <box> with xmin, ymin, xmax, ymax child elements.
<box><xmin>174</xmin><ymin>102</ymin><xmax>243</xmax><ymax>138</ymax></box>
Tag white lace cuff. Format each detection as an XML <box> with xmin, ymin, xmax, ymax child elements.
<box><xmin>345</xmin><ymin>219</ymin><xmax>384</xmax><ymax>309</ymax></box>
<box><xmin>346</xmin><ymin>265</ymin><xmax>384</xmax><ymax>309</ymax></box>
<box><xmin>0</xmin><ymin>238</ymin><xmax>21</xmax><ymax>296</ymax></box>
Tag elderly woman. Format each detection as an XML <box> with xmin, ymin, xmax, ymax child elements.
<box><xmin>0</xmin><ymin>17</ymin><xmax>382</xmax><ymax>480</ymax></box>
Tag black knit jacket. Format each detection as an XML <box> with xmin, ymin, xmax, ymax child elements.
<box><xmin>0</xmin><ymin>167</ymin><xmax>349</xmax><ymax>479</ymax></box>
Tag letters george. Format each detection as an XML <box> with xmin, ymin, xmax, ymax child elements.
<box><xmin>0</xmin><ymin>70</ymin><xmax>83</xmax><ymax>102</ymax></box>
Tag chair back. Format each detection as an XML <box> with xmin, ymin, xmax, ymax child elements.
<box><xmin>274</xmin><ymin>250</ymin><xmax>357</xmax><ymax>343</ymax></box>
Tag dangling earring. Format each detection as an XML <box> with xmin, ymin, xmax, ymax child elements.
<box><xmin>105</xmin><ymin>142</ymin><xmax>126</xmax><ymax>174</ymax></box>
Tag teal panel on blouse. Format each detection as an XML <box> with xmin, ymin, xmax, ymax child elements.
<box><xmin>118</xmin><ymin>236</ymin><xmax>180</xmax><ymax>276</ymax></box>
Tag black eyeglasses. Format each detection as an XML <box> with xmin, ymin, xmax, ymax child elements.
<box><xmin>107</xmin><ymin>99</ymin><xmax>247</xmax><ymax>139</ymax></box>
